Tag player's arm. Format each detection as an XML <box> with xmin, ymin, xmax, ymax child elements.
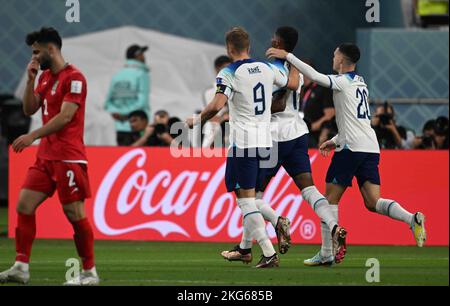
<box><xmin>286</xmin><ymin>65</ymin><xmax>300</xmax><ymax>92</ymax></box>
<box><xmin>319</xmin><ymin>134</ymin><xmax>339</xmax><ymax>157</ymax></box>
<box><xmin>186</xmin><ymin>94</ymin><xmax>228</xmax><ymax>128</ymax></box>
<box><xmin>266</xmin><ymin>48</ymin><xmax>331</xmax><ymax>89</ymax></box>
<box><xmin>271</xmin><ymin>65</ymin><xmax>301</xmax><ymax>113</ymax></box>
<box><xmin>271</xmin><ymin>90</ymin><xmax>289</xmax><ymax>113</ymax></box>
<box><xmin>12</xmin><ymin>102</ymin><xmax>79</xmax><ymax>153</ymax></box>
<box><xmin>23</xmin><ymin>60</ymin><xmax>41</xmax><ymax>116</ymax></box>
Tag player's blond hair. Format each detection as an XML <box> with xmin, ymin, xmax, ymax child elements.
<box><xmin>225</xmin><ymin>27</ymin><xmax>250</xmax><ymax>53</ymax></box>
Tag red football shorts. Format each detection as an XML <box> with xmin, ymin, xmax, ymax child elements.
<box><xmin>22</xmin><ymin>158</ymin><xmax>91</xmax><ymax>205</ymax></box>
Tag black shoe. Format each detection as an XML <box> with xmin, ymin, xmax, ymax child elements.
<box><xmin>255</xmin><ymin>254</ymin><xmax>280</xmax><ymax>268</ymax></box>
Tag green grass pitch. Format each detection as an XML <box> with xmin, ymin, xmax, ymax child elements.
<box><xmin>0</xmin><ymin>208</ymin><xmax>448</xmax><ymax>286</ymax></box>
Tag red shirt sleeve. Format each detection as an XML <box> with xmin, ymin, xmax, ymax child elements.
<box><xmin>63</xmin><ymin>72</ymin><xmax>87</xmax><ymax>106</ymax></box>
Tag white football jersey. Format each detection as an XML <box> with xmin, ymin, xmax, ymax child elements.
<box><xmin>271</xmin><ymin>60</ymin><xmax>309</xmax><ymax>142</ymax></box>
<box><xmin>328</xmin><ymin>72</ymin><xmax>380</xmax><ymax>153</ymax></box>
<box><xmin>216</xmin><ymin>59</ymin><xmax>288</xmax><ymax>149</ymax></box>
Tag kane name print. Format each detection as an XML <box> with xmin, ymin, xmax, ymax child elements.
<box><xmin>247</xmin><ymin>66</ymin><xmax>261</xmax><ymax>74</ymax></box>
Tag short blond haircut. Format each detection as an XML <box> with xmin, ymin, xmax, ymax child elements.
<box><xmin>225</xmin><ymin>27</ymin><xmax>250</xmax><ymax>53</ymax></box>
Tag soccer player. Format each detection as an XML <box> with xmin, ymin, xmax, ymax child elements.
<box><xmin>188</xmin><ymin>27</ymin><xmax>290</xmax><ymax>267</ymax></box>
<box><xmin>266</xmin><ymin>43</ymin><xmax>427</xmax><ymax>266</ymax></box>
<box><xmin>0</xmin><ymin>27</ymin><xmax>99</xmax><ymax>285</ymax></box>
<box><xmin>221</xmin><ymin>27</ymin><xmax>347</xmax><ymax>265</ymax></box>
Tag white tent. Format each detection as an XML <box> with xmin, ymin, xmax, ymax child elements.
<box><xmin>15</xmin><ymin>26</ymin><xmax>226</xmax><ymax>145</ymax></box>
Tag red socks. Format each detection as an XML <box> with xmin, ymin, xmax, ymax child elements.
<box><xmin>15</xmin><ymin>213</ymin><xmax>36</xmax><ymax>263</ymax></box>
<box><xmin>15</xmin><ymin>214</ymin><xmax>95</xmax><ymax>270</ymax></box>
<box><xmin>71</xmin><ymin>218</ymin><xmax>95</xmax><ymax>270</ymax></box>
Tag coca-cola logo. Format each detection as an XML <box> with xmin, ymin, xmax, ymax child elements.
<box><xmin>93</xmin><ymin>149</ymin><xmax>319</xmax><ymax>240</ymax></box>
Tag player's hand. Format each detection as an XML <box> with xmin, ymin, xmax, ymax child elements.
<box><xmin>12</xmin><ymin>134</ymin><xmax>36</xmax><ymax>153</ymax></box>
<box><xmin>266</xmin><ymin>48</ymin><xmax>288</xmax><ymax>60</ymax></box>
<box><xmin>27</xmin><ymin>60</ymin><xmax>39</xmax><ymax>81</ymax></box>
<box><xmin>319</xmin><ymin>140</ymin><xmax>336</xmax><ymax>157</ymax></box>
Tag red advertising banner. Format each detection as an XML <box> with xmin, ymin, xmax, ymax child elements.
<box><xmin>8</xmin><ymin>147</ymin><xmax>449</xmax><ymax>246</ymax></box>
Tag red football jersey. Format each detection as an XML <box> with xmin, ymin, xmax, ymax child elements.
<box><xmin>34</xmin><ymin>64</ymin><xmax>87</xmax><ymax>161</ymax></box>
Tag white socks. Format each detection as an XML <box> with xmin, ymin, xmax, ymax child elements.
<box><xmin>302</xmin><ymin>186</ymin><xmax>337</xmax><ymax>231</ymax></box>
<box><xmin>320</xmin><ymin>204</ymin><xmax>338</xmax><ymax>258</ymax></box>
<box><xmin>237</xmin><ymin>198</ymin><xmax>276</xmax><ymax>257</ymax></box>
<box><xmin>375</xmin><ymin>198</ymin><xmax>414</xmax><ymax>226</ymax></box>
<box><xmin>240</xmin><ymin>195</ymin><xmax>280</xmax><ymax>250</ymax></box>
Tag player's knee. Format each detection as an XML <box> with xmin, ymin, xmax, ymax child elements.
<box><xmin>324</xmin><ymin>193</ymin><xmax>339</xmax><ymax>205</ymax></box>
<box><xmin>294</xmin><ymin>173</ymin><xmax>314</xmax><ymax>190</ymax></box>
<box><xmin>364</xmin><ymin>199</ymin><xmax>377</xmax><ymax>212</ymax></box>
<box><xmin>62</xmin><ymin>203</ymin><xmax>85</xmax><ymax>222</ymax></box>
<box><xmin>16</xmin><ymin>200</ymin><xmax>34</xmax><ymax>215</ymax></box>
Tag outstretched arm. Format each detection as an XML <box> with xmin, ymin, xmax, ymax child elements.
<box><xmin>186</xmin><ymin>93</ymin><xmax>228</xmax><ymax>128</ymax></box>
<box><xmin>266</xmin><ymin>48</ymin><xmax>331</xmax><ymax>89</ymax></box>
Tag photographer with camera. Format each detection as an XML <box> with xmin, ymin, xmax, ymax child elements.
<box><xmin>371</xmin><ymin>102</ymin><xmax>412</xmax><ymax>149</ymax></box>
<box><xmin>412</xmin><ymin>119</ymin><xmax>436</xmax><ymax>149</ymax></box>
<box><xmin>130</xmin><ymin>110</ymin><xmax>174</xmax><ymax>147</ymax></box>
<box><xmin>433</xmin><ymin>116</ymin><xmax>449</xmax><ymax>149</ymax></box>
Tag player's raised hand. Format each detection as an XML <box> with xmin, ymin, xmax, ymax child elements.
<box><xmin>12</xmin><ymin>134</ymin><xmax>35</xmax><ymax>153</ymax></box>
<box><xmin>27</xmin><ymin>59</ymin><xmax>39</xmax><ymax>81</ymax></box>
<box><xmin>319</xmin><ymin>140</ymin><xmax>336</xmax><ymax>157</ymax></box>
<box><xmin>266</xmin><ymin>48</ymin><xmax>288</xmax><ymax>60</ymax></box>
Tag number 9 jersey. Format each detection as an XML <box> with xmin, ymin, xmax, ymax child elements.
<box><xmin>327</xmin><ymin>72</ymin><xmax>380</xmax><ymax>154</ymax></box>
<box><xmin>216</xmin><ymin>59</ymin><xmax>288</xmax><ymax>149</ymax></box>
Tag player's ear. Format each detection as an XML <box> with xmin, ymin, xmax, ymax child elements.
<box><xmin>46</xmin><ymin>43</ymin><xmax>54</xmax><ymax>56</ymax></box>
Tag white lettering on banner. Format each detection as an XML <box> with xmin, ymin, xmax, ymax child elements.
<box><xmin>94</xmin><ymin>148</ymin><xmax>320</xmax><ymax>240</ymax></box>
<box><xmin>196</xmin><ymin>163</ymin><xmax>237</xmax><ymax>237</ymax></box>
<box><xmin>94</xmin><ymin>149</ymin><xmax>191</xmax><ymax>237</ymax></box>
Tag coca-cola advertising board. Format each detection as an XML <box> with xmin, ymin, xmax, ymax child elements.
<box><xmin>8</xmin><ymin>147</ymin><xmax>449</xmax><ymax>246</ymax></box>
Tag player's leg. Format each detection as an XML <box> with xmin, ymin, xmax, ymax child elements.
<box><xmin>285</xmin><ymin>135</ymin><xmax>339</xmax><ymax>235</ymax></box>
<box><xmin>236</xmin><ymin>188</ymin><xmax>279</xmax><ymax>268</ymax></box>
<box><xmin>0</xmin><ymin>189</ymin><xmax>48</xmax><ymax>284</ymax></box>
<box><xmin>61</xmin><ymin>200</ymin><xmax>98</xmax><ymax>285</ymax></box>
<box><xmin>359</xmin><ymin>181</ymin><xmax>426</xmax><ymax>247</ymax></box>
<box><xmin>305</xmin><ymin>150</ymin><xmax>358</xmax><ymax>265</ymax></box>
<box><xmin>239</xmin><ymin>176</ymin><xmax>272</xmax><ymax>253</ymax></box>
<box><xmin>0</xmin><ymin>159</ymin><xmax>55</xmax><ymax>284</ymax></box>
<box><xmin>221</xmin><ymin>147</ymin><xmax>278</xmax><ymax>268</ymax></box>
<box><xmin>54</xmin><ymin>162</ymin><xmax>98</xmax><ymax>285</ymax></box>
<box><xmin>357</xmin><ymin>152</ymin><xmax>426</xmax><ymax>247</ymax></box>
<box><xmin>280</xmin><ymin>134</ymin><xmax>342</xmax><ymax>263</ymax></box>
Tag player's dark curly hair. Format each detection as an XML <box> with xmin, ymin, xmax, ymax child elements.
<box><xmin>338</xmin><ymin>43</ymin><xmax>360</xmax><ymax>64</ymax></box>
<box><xmin>276</xmin><ymin>26</ymin><xmax>298</xmax><ymax>53</ymax></box>
<box><xmin>214</xmin><ymin>55</ymin><xmax>232</xmax><ymax>70</ymax></box>
<box><xmin>26</xmin><ymin>27</ymin><xmax>62</xmax><ymax>49</ymax></box>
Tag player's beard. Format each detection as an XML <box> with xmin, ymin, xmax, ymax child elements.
<box><xmin>39</xmin><ymin>53</ymin><xmax>52</xmax><ymax>71</ymax></box>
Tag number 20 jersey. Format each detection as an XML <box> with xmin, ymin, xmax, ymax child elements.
<box><xmin>328</xmin><ymin>72</ymin><xmax>380</xmax><ymax>154</ymax></box>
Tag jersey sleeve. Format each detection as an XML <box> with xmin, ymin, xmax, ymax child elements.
<box><xmin>327</xmin><ymin>74</ymin><xmax>348</xmax><ymax>91</ymax></box>
<box><xmin>63</xmin><ymin>72</ymin><xmax>87</xmax><ymax>106</ymax></box>
<box><xmin>268</xmin><ymin>61</ymin><xmax>289</xmax><ymax>90</ymax></box>
<box><xmin>215</xmin><ymin>67</ymin><xmax>234</xmax><ymax>98</ymax></box>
